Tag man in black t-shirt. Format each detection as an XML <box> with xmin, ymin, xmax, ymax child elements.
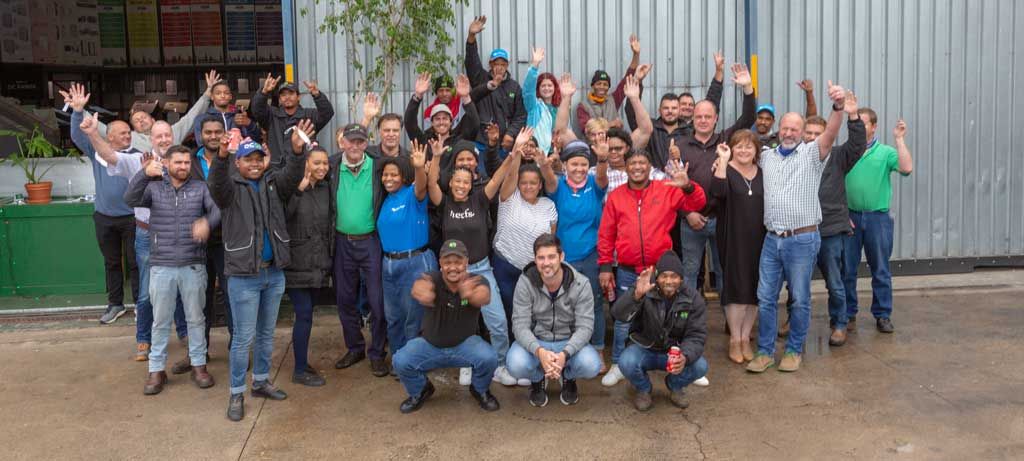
<box><xmin>392</xmin><ymin>239</ymin><xmax>501</xmax><ymax>414</ymax></box>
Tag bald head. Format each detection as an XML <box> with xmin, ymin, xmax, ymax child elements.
<box><xmin>107</xmin><ymin>120</ymin><xmax>132</xmax><ymax>151</ymax></box>
<box><xmin>693</xmin><ymin>100</ymin><xmax>719</xmax><ymax>136</ymax></box>
<box><xmin>150</xmin><ymin>121</ymin><xmax>173</xmax><ymax>156</ymax></box>
<box><xmin>778</xmin><ymin>112</ymin><xmax>805</xmax><ymax>149</ymax></box>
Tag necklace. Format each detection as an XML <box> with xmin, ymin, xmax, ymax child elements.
<box><xmin>743</xmin><ymin>176</ymin><xmax>753</xmax><ymax>195</ymax></box>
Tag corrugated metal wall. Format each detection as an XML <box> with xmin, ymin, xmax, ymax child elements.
<box><xmin>292</xmin><ymin>0</ymin><xmax>1024</xmax><ymax>261</ymax></box>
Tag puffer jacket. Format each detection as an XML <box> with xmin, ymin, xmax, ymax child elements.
<box><xmin>283</xmin><ymin>150</ymin><xmax>333</xmax><ymax>288</ymax></box>
<box><xmin>124</xmin><ymin>168</ymin><xmax>220</xmax><ymax>267</ymax></box>
<box><xmin>512</xmin><ymin>262</ymin><xmax>595</xmax><ymax>359</ymax></box>
<box><xmin>208</xmin><ymin>149</ymin><xmax>305</xmax><ymax>276</ymax></box>
<box><xmin>611</xmin><ymin>284</ymin><xmax>707</xmax><ymax>364</ymax></box>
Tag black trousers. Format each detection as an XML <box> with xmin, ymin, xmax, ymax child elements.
<box><xmin>93</xmin><ymin>212</ymin><xmax>139</xmax><ymax>306</ymax></box>
<box><xmin>204</xmin><ymin>242</ymin><xmax>232</xmax><ymax>344</ymax></box>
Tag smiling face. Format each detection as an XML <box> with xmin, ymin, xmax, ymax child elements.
<box><xmin>607</xmin><ymin>137</ymin><xmax>629</xmax><ymax>169</ymax></box>
<box><xmin>235</xmin><ymin>152</ymin><xmax>267</xmax><ymax>180</ymax></box>
<box><xmin>453</xmin><ymin>150</ymin><xmax>477</xmax><ymax>173</ymax></box>
<box><xmin>659</xmin><ymin>98</ymin><xmax>680</xmax><ymax>123</ymax></box>
<box><xmin>201</xmin><ymin>120</ymin><xmax>224</xmax><ymax>152</ymax></box>
<box><xmin>518</xmin><ymin>169</ymin><xmax>543</xmax><ymax>202</ymax></box>
<box><xmin>307</xmin><ymin>150</ymin><xmax>329</xmax><ymax>182</ymax></box>
<box><xmin>150</xmin><ymin>122</ymin><xmax>173</xmax><ymax>156</ymax></box>
<box><xmin>678</xmin><ymin>95</ymin><xmax>696</xmax><ymax>120</ymax></box>
<box><xmin>338</xmin><ymin>136</ymin><xmax>368</xmax><ymax>163</ymax></box>
<box><xmin>533</xmin><ymin>244</ymin><xmax>564</xmax><ymax>282</ymax></box>
<box><xmin>436</xmin><ymin>87</ymin><xmax>453</xmax><ymax>104</ymax></box>
<box><xmin>539</xmin><ymin>78</ymin><xmax>556</xmax><ymax>101</ymax></box>
<box><xmin>490</xmin><ymin>58</ymin><xmax>508</xmax><ymax>81</ymax></box>
<box><xmin>693</xmin><ymin>100</ymin><xmax>718</xmax><ymax>136</ymax></box>
<box><xmin>592</xmin><ymin>80</ymin><xmax>610</xmax><ymax>97</ymax></box>
<box><xmin>449</xmin><ymin>168</ymin><xmax>473</xmax><ymax>201</ymax></box>
<box><xmin>626</xmin><ymin>154</ymin><xmax>651</xmax><ymax>185</ymax></box>
<box><xmin>278</xmin><ymin>88</ymin><xmax>299</xmax><ymax>110</ymax></box>
<box><xmin>731</xmin><ymin>139</ymin><xmax>757</xmax><ymax>167</ymax></box>
<box><xmin>803</xmin><ymin>122</ymin><xmax>825</xmax><ymax>143</ymax></box>
<box><xmin>656</xmin><ymin>271</ymin><xmax>683</xmax><ymax>298</ymax></box>
<box><xmin>440</xmin><ymin>254</ymin><xmax>468</xmax><ymax>284</ymax></box>
<box><xmin>378</xmin><ymin>119</ymin><xmax>402</xmax><ymax>151</ymax></box>
<box><xmin>565</xmin><ymin>156</ymin><xmax>589</xmax><ymax>185</ymax></box>
<box><xmin>431</xmin><ymin>112</ymin><xmax>452</xmax><ymax>135</ymax></box>
<box><xmin>755</xmin><ymin>111</ymin><xmax>775</xmax><ymax>135</ymax></box>
<box><xmin>381</xmin><ymin>163</ymin><xmax>404</xmax><ymax>194</ymax></box>
<box><xmin>107</xmin><ymin>121</ymin><xmax>132</xmax><ymax>151</ymax></box>
<box><xmin>778</xmin><ymin>113</ymin><xmax>805</xmax><ymax>149</ymax></box>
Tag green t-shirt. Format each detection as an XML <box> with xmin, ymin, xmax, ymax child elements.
<box><xmin>844</xmin><ymin>142</ymin><xmax>909</xmax><ymax>212</ymax></box>
<box><xmin>335</xmin><ymin>156</ymin><xmax>376</xmax><ymax>234</ymax></box>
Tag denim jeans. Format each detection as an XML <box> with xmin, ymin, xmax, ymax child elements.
<box><xmin>490</xmin><ymin>250</ymin><xmax>522</xmax><ymax>344</ymax></box>
<box><xmin>843</xmin><ymin>211</ymin><xmax>894</xmax><ymax>320</ymax></box>
<box><xmin>569</xmin><ymin>250</ymin><xmax>605</xmax><ymax>349</ymax></box>
<box><xmin>287</xmin><ymin>288</ymin><xmax>315</xmax><ymax>375</ymax></box>
<box><xmin>506</xmin><ymin>341</ymin><xmax>602</xmax><ymax>382</ymax></box>
<box><xmin>134</xmin><ymin>226</ymin><xmax>186</xmax><ymax>344</ymax></box>
<box><xmin>382</xmin><ymin>250</ymin><xmax>438</xmax><ymax>353</ymax></box>
<box><xmin>467</xmin><ymin>257</ymin><xmax>509</xmax><ymax>366</ymax></box>
<box><xmin>756</xmin><ymin>231</ymin><xmax>821</xmax><ymax>355</ymax></box>
<box><xmin>680</xmin><ymin>216</ymin><xmax>722</xmax><ymax>293</ymax></box>
<box><xmin>818</xmin><ymin>234</ymin><xmax>848</xmax><ymax>328</ymax></box>
<box><xmin>618</xmin><ymin>344</ymin><xmax>709</xmax><ymax>393</ymax></box>
<box><xmin>148</xmin><ymin>265</ymin><xmax>208</xmax><ymax>373</ymax></box>
<box><xmin>228</xmin><ymin>266</ymin><xmax>286</xmax><ymax>394</ymax></box>
<box><xmin>612</xmin><ymin>268</ymin><xmax>639</xmax><ymax>364</ymax></box>
<box><xmin>393</xmin><ymin>336</ymin><xmax>498</xmax><ymax>396</ymax></box>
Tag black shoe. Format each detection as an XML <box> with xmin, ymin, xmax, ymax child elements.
<box><xmin>251</xmin><ymin>381</ymin><xmax>288</xmax><ymax>400</ymax></box>
<box><xmin>334</xmin><ymin>350</ymin><xmax>366</xmax><ymax>369</ymax></box>
<box><xmin>559</xmin><ymin>377</ymin><xmax>579</xmax><ymax>405</ymax></box>
<box><xmin>170</xmin><ymin>357</ymin><xmax>192</xmax><ymax>375</ymax></box>
<box><xmin>876</xmin><ymin>317</ymin><xmax>894</xmax><ymax>333</ymax></box>
<box><xmin>370</xmin><ymin>359</ymin><xmax>390</xmax><ymax>377</ymax></box>
<box><xmin>227</xmin><ymin>393</ymin><xmax>244</xmax><ymax>421</ymax></box>
<box><xmin>399</xmin><ymin>380</ymin><xmax>435</xmax><ymax>414</ymax></box>
<box><xmin>528</xmin><ymin>380</ymin><xmax>548</xmax><ymax>407</ymax></box>
<box><xmin>469</xmin><ymin>386</ymin><xmax>500</xmax><ymax>412</ymax></box>
<box><xmin>292</xmin><ymin>370</ymin><xmax>326</xmax><ymax>387</ymax></box>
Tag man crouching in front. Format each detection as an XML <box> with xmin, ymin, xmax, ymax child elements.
<box><xmin>393</xmin><ymin>239</ymin><xmax>501</xmax><ymax>413</ymax></box>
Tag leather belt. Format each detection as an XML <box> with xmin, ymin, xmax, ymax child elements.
<box><xmin>385</xmin><ymin>246</ymin><xmax>427</xmax><ymax>260</ymax></box>
<box><xmin>259</xmin><ymin>260</ymin><xmax>272</xmax><ymax>269</ymax></box>
<box><xmin>774</xmin><ymin>225</ymin><xmax>818</xmax><ymax>238</ymax></box>
<box><xmin>135</xmin><ymin>220</ymin><xmax>149</xmax><ymax>230</ymax></box>
<box><xmin>339</xmin><ymin>231</ymin><xmax>375</xmax><ymax>241</ymax></box>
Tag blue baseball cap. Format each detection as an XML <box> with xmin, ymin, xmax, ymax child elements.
<box><xmin>489</xmin><ymin>48</ymin><xmax>510</xmax><ymax>62</ymax></box>
<box><xmin>235</xmin><ymin>140</ymin><xmax>265</xmax><ymax>159</ymax></box>
<box><xmin>756</xmin><ymin>104</ymin><xmax>776</xmax><ymax>117</ymax></box>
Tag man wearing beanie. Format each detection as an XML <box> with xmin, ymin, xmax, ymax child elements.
<box><xmin>465</xmin><ymin>16</ymin><xmax>527</xmax><ymax>153</ymax></box>
<box><xmin>575</xmin><ymin>34</ymin><xmax>646</xmax><ymax>131</ymax></box>
<box><xmin>421</xmin><ymin>74</ymin><xmax>464</xmax><ymax>128</ymax></box>
<box><xmin>611</xmin><ymin>250</ymin><xmax>708</xmax><ymax>411</ymax></box>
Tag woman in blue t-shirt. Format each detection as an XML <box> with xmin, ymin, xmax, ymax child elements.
<box><xmin>377</xmin><ymin>141</ymin><xmax>435</xmax><ymax>353</ymax></box>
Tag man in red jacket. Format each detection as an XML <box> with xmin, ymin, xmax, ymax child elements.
<box><xmin>596</xmin><ymin>150</ymin><xmax>705</xmax><ymax>385</ymax></box>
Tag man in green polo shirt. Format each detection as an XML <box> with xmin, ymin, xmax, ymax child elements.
<box><xmin>330</xmin><ymin>123</ymin><xmax>390</xmax><ymax>376</ymax></box>
<box><xmin>843</xmin><ymin>110</ymin><xmax>914</xmax><ymax>334</ymax></box>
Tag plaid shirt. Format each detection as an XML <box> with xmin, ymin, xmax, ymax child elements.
<box><xmin>759</xmin><ymin>141</ymin><xmax>828</xmax><ymax>233</ymax></box>
<box><xmin>590</xmin><ymin>166</ymin><xmax>669</xmax><ymax>198</ymax></box>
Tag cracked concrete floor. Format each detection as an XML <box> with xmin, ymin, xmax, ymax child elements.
<box><xmin>0</xmin><ymin>282</ymin><xmax>1022</xmax><ymax>460</ymax></box>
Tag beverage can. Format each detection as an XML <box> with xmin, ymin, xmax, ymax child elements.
<box><xmin>667</xmin><ymin>346</ymin><xmax>681</xmax><ymax>372</ymax></box>
<box><xmin>228</xmin><ymin>128</ymin><xmax>242</xmax><ymax>152</ymax></box>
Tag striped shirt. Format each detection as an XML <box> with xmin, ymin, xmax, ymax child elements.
<box><xmin>494</xmin><ymin>189</ymin><xmax>558</xmax><ymax>269</ymax></box>
<box><xmin>759</xmin><ymin>141</ymin><xmax>828</xmax><ymax>233</ymax></box>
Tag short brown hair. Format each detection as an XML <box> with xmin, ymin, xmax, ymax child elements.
<box><xmin>728</xmin><ymin>129</ymin><xmax>762</xmax><ymax>163</ymax></box>
<box><xmin>857</xmin><ymin>108</ymin><xmax>878</xmax><ymax>125</ymax></box>
<box><xmin>806</xmin><ymin>116</ymin><xmax>827</xmax><ymax>128</ymax></box>
<box><xmin>377</xmin><ymin>113</ymin><xmax>402</xmax><ymax>129</ymax></box>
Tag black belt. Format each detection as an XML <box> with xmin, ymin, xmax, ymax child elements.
<box><xmin>385</xmin><ymin>246</ymin><xmax>427</xmax><ymax>260</ymax></box>
<box><xmin>774</xmin><ymin>225</ymin><xmax>818</xmax><ymax>238</ymax></box>
<box><xmin>259</xmin><ymin>260</ymin><xmax>272</xmax><ymax>269</ymax></box>
<box><xmin>338</xmin><ymin>231</ymin><xmax>375</xmax><ymax>241</ymax></box>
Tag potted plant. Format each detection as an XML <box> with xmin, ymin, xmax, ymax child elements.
<box><xmin>0</xmin><ymin>126</ymin><xmax>81</xmax><ymax>204</ymax></box>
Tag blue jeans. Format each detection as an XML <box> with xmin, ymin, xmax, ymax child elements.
<box><xmin>467</xmin><ymin>257</ymin><xmax>509</xmax><ymax>366</ymax></box>
<box><xmin>680</xmin><ymin>216</ymin><xmax>722</xmax><ymax>293</ymax></box>
<box><xmin>818</xmin><ymin>234</ymin><xmax>848</xmax><ymax>328</ymax></box>
<box><xmin>382</xmin><ymin>250</ymin><xmax>438</xmax><ymax>353</ymax></box>
<box><xmin>228</xmin><ymin>266</ymin><xmax>286</xmax><ymax>394</ymax></box>
<box><xmin>757</xmin><ymin>232</ymin><xmax>820</xmax><ymax>355</ymax></box>
<box><xmin>843</xmin><ymin>211</ymin><xmax>894</xmax><ymax>320</ymax></box>
<box><xmin>287</xmin><ymin>288</ymin><xmax>315</xmax><ymax>375</ymax></box>
<box><xmin>393</xmin><ymin>336</ymin><xmax>498</xmax><ymax>396</ymax></box>
<box><xmin>612</xmin><ymin>268</ymin><xmax>639</xmax><ymax>364</ymax></box>
<box><xmin>568</xmin><ymin>250</ymin><xmax>605</xmax><ymax>349</ymax></box>
<box><xmin>490</xmin><ymin>250</ymin><xmax>521</xmax><ymax>344</ymax></box>
<box><xmin>618</xmin><ymin>344</ymin><xmax>709</xmax><ymax>393</ymax></box>
<box><xmin>506</xmin><ymin>341</ymin><xmax>602</xmax><ymax>382</ymax></box>
<box><xmin>148</xmin><ymin>265</ymin><xmax>208</xmax><ymax>373</ymax></box>
<box><xmin>134</xmin><ymin>226</ymin><xmax>186</xmax><ymax>344</ymax></box>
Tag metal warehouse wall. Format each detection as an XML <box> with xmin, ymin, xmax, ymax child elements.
<box><xmin>291</xmin><ymin>0</ymin><xmax>1024</xmax><ymax>262</ymax></box>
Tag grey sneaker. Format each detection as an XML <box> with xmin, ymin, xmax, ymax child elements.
<box><xmin>99</xmin><ymin>305</ymin><xmax>126</xmax><ymax>324</ymax></box>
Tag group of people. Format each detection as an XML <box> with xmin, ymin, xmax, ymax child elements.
<box><xmin>63</xmin><ymin>15</ymin><xmax>914</xmax><ymax>420</ymax></box>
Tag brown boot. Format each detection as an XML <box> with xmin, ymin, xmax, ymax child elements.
<box><xmin>829</xmin><ymin>328</ymin><xmax>847</xmax><ymax>347</ymax></box>
<box><xmin>728</xmin><ymin>340</ymin><xmax>744</xmax><ymax>364</ymax></box>
<box><xmin>741</xmin><ymin>340</ymin><xmax>755</xmax><ymax>361</ymax></box>
<box><xmin>171</xmin><ymin>356</ymin><xmax>192</xmax><ymax>375</ymax></box>
<box><xmin>143</xmin><ymin>371</ymin><xmax>167</xmax><ymax>395</ymax></box>
<box><xmin>191</xmin><ymin>365</ymin><xmax>215</xmax><ymax>389</ymax></box>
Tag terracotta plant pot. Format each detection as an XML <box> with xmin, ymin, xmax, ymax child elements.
<box><xmin>24</xmin><ymin>182</ymin><xmax>53</xmax><ymax>204</ymax></box>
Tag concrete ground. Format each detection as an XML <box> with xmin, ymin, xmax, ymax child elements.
<box><xmin>0</xmin><ymin>270</ymin><xmax>1021</xmax><ymax>460</ymax></box>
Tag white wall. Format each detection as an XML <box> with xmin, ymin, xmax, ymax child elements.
<box><xmin>0</xmin><ymin>157</ymin><xmax>97</xmax><ymax>198</ymax></box>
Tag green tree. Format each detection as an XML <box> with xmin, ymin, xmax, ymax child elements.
<box><xmin>302</xmin><ymin>0</ymin><xmax>468</xmax><ymax>120</ymax></box>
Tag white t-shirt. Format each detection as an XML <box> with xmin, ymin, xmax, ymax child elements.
<box><xmin>494</xmin><ymin>189</ymin><xmax>558</xmax><ymax>269</ymax></box>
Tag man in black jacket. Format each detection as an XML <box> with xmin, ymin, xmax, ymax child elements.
<box><xmin>611</xmin><ymin>251</ymin><xmax>708</xmax><ymax>412</ymax></box>
<box><xmin>209</xmin><ymin>132</ymin><xmax>306</xmax><ymax>422</ymax></box>
<box><xmin>464</xmin><ymin>16</ymin><xmax>527</xmax><ymax>153</ymax></box>
<box><xmin>251</xmin><ymin>74</ymin><xmax>335</xmax><ymax>170</ymax></box>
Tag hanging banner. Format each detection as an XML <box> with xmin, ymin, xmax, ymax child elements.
<box><xmin>224</xmin><ymin>0</ymin><xmax>255</xmax><ymax>64</ymax></box>
<box><xmin>61</xmin><ymin>0</ymin><xmax>102</xmax><ymax>66</ymax></box>
<box><xmin>126</xmin><ymin>0</ymin><xmax>159</xmax><ymax>66</ymax></box>
<box><xmin>254</xmin><ymin>0</ymin><xmax>282</xmax><ymax>63</ymax></box>
<box><xmin>98</xmin><ymin>0</ymin><xmax>127</xmax><ymax>67</ymax></box>
<box><xmin>29</xmin><ymin>1</ymin><xmax>59</xmax><ymax>64</ymax></box>
<box><xmin>160</xmin><ymin>0</ymin><xmax>192</xmax><ymax>65</ymax></box>
<box><xmin>190</xmin><ymin>0</ymin><xmax>223</xmax><ymax>65</ymax></box>
<box><xmin>0</xmin><ymin>0</ymin><xmax>33</xmax><ymax>63</ymax></box>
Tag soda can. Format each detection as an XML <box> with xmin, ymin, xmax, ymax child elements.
<box><xmin>667</xmin><ymin>346</ymin><xmax>681</xmax><ymax>372</ymax></box>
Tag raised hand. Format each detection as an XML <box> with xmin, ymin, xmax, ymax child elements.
<box><xmin>468</xmin><ymin>15</ymin><xmax>487</xmax><ymax>35</ymax></box>
<box><xmin>427</xmin><ymin>137</ymin><xmax>446</xmax><ymax>158</ymax></box>
<box><xmin>204</xmin><ymin>69</ymin><xmax>222</xmax><ymax>92</ymax></box>
<box><xmin>145</xmin><ymin>155</ymin><xmax>164</xmax><ymax>177</ymax></box>
<box><xmin>414</xmin><ymin>72</ymin><xmax>431</xmax><ymax>99</ymax></box>
<box><xmin>485</xmin><ymin>123</ymin><xmax>500</xmax><ymax>147</ymax></box>
<box><xmin>191</xmin><ymin>218</ymin><xmax>210</xmax><ymax>243</ymax></box>
<box><xmin>717</xmin><ymin>143</ymin><xmax>731</xmax><ymax>161</ymax></box>
<box><xmin>669</xmin><ymin>138</ymin><xmax>681</xmax><ymax>162</ymax></box>
<box><xmin>635</xmin><ymin>63</ymin><xmax>653</xmax><ymax>81</ymax></box>
<box><xmin>261</xmin><ymin>73</ymin><xmax>281</xmax><ymax>95</ymax></box>
<box><xmin>410</xmin><ymin>140</ymin><xmax>427</xmax><ymax>169</ymax></box>
<box><xmin>843</xmin><ymin>90</ymin><xmax>859</xmax><ymax>115</ymax></box>
<box><xmin>669</xmin><ymin>160</ymin><xmax>691</xmax><ymax>189</ymax></box>
<box><xmin>629</xmin><ymin>34</ymin><xmax>641</xmax><ymax>55</ymax></box>
<box><xmin>490</xmin><ymin>71</ymin><xmax>505</xmax><ymax>88</ymax></box>
<box><xmin>363</xmin><ymin>92</ymin><xmax>381</xmax><ymax>120</ymax></box>
<box><xmin>826</xmin><ymin>80</ymin><xmax>845</xmax><ymax>107</ymax></box>
<box><xmin>559</xmin><ymin>73</ymin><xmax>577</xmax><ymax>98</ymax></box>
<box><xmin>514</xmin><ymin>126</ymin><xmax>534</xmax><ymax>149</ymax></box>
<box><xmin>731</xmin><ymin>63</ymin><xmax>752</xmax><ymax>87</ymax></box>
<box><xmin>714</xmin><ymin>51</ymin><xmax>725</xmax><ymax>73</ymax></box>
<box><xmin>60</xmin><ymin>83</ymin><xmax>91</xmax><ymax>112</ymax></box>
<box><xmin>411</xmin><ymin>273</ymin><xmax>437</xmax><ymax>306</ymax></box>
<box><xmin>591</xmin><ymin>138</ymin><xmax>609</xmax><ymax>163</ymax></box>
<box><xmin>455</xmin><ymin>74</ymin><xmax>471</xmax><ymax>99</ymax></box>
<box><xmin>530</xmin><ymin>46</ymin><xmax>545</xmax><ymax>67</ymax></box>
<box><xmin>634</xmin><ymin>266</ymin><xmax>655</xmax><ymax>300</ymax></box>
<box><xmin>893</xmin><ymin>119</ymin><xmax>907</xmax><ymax>140</ymax></box>
<box><xmin>797</xmin><ymin>79</ymin><xmax>814</xmax><ymax>93</ymax></box>
<box><xmin>290</xmin><ymin>119</ymin><xmax>315</xmax><ymax>154</ymax></box>
<box><xmin>457</xmin><ymin>275</ymin><xmax>483</xmax><ymax>301</ymax></box>
<box><xmin>623</xmin><ymin>75</ymin><xmax>641</xmax><ymax>99</ymax></box>
<box><xmin>302</xmin><ymin>80</ymin><xmax>321</xmax><ymax>97</ymax></box>
<box><xmin>79</xmin><ymin>112</ymin><xmax>100</xmax><ymax>135</ymax></box>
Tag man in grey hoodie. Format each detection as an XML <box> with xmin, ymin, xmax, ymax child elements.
<box><xmin>508</xmin><ymin>234</ymin><xmax>602</xmax><ymax>407</ymax></box>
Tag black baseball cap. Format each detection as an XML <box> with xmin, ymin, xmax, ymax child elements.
<box><xmin>439</xmin><ymin>239</ymin><xmax>469</xmax><ymax>259</ymax></box>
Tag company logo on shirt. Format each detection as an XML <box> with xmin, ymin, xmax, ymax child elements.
<box><xmin>390</xmin><ymin>204</ymin><xmax>406</xmax><ymax>213</ymax></box>
<box><xmin>450</xmin><ymin>208</ymin><xmax>475</xmax><ymax>220</ymax></box>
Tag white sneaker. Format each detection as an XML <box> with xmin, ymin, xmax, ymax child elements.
<box><xmin>516</xmin><ymin>378</ymin><xmax>531</xmax><ymax>387</ymax></box>
<box><xmin>492</xmin><ymin>366</ymin><xmax>517</xmax><ymax>386</ymax></box>
<box><xmin>459</xmin><ymin>367</ymin><xmax>472</xmax><ymax>386</ymax></box>
<box><xmin>693</xmin><ymin>375</ymin><xmax>710</xmax><ymax>387</ymax></box>
<box><xmin>601</xmin><ymin>364</ymin><xmax>624</xmax><ymax>387</ymax></box>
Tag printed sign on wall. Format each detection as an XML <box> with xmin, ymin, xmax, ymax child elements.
<box><xmin>224</xmin><ymin>0</ymin><xmax>256</xmax><ymax>64</ymax></box>
<box><xmin>254</xmin><ymin>0</ymin><xmax>282</xmax><ymax>63</ymax></box>
<box><xmin>0</xmin><ymin>0</ymin><xmax>33</xmax><ymax>63</ymax></box>
<box><xmin>160</xmin><ymin>0</ymin><xmax>192</xmax><ymax>65</ymax></box>
<box><xmin>126</xmin><ymin>0</ymin><xmax>159</xmax><ymax>66</ymax></box>
<box><xmin>190</xmin><ymin>0</ymin><xmax>223</xmax><ymax>65</ymax></box>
